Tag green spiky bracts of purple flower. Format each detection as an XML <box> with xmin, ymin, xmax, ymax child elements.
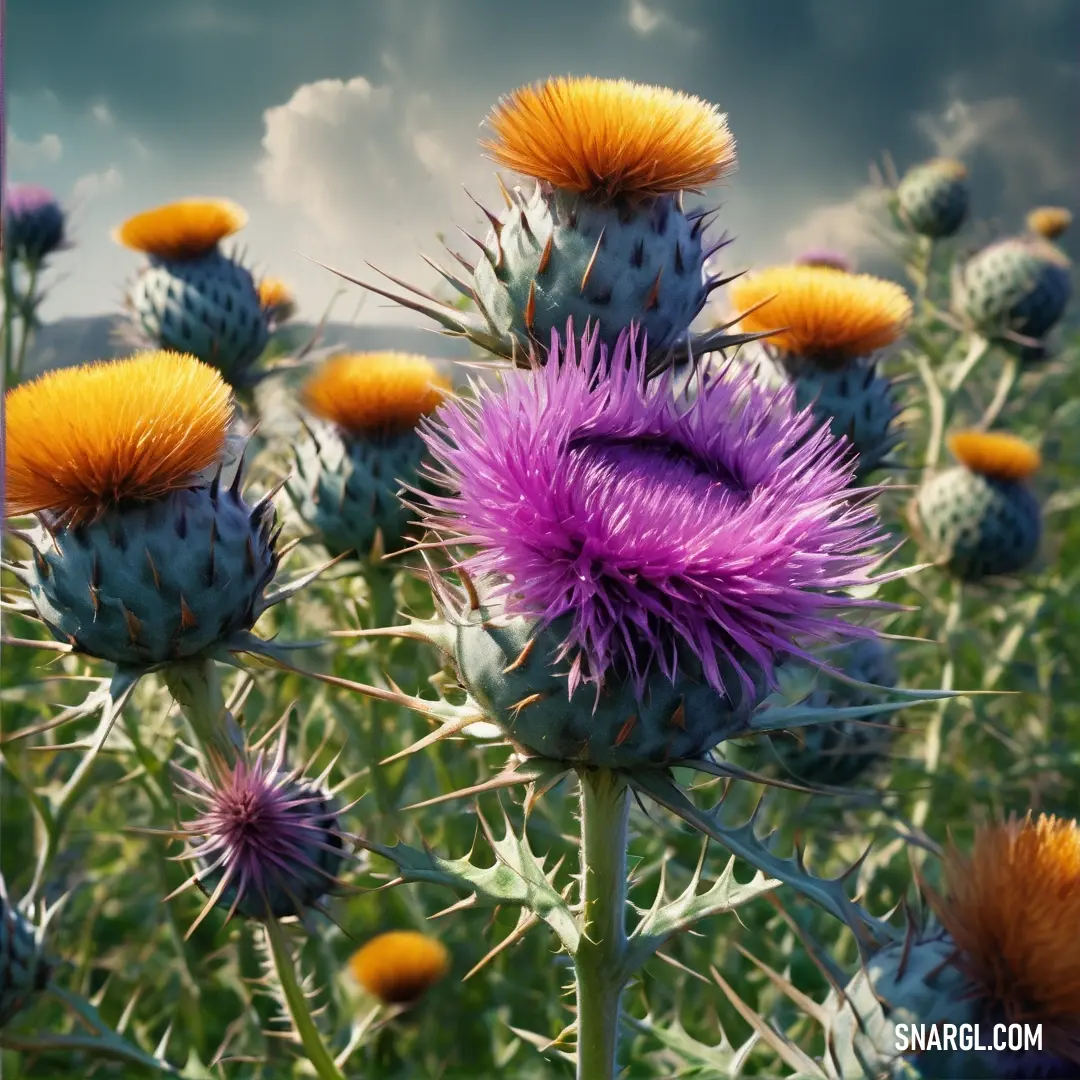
<box><xmin>8</xmin><ymin>465</ymin><xmax>281</xmax><ymax>666</ymax></box>
<box><xmin>896</xmin><ymin>159</ymin><xmax>970</xmax><ymax>239</ymax></box>
<box><xmin>952</xmin><ymin>237</ymin><xmax>1073</xmax><ymax>361</ymax></box>
<box><xmin>128</xmin><ymin>252</ymin><xmax>270</xmax><ymax>388</ymax></box>
<box><xmin>0</xmin><ymin>878</ymin><xmax>53</xmax><ymax>1029</ymax></box>
<box><xmin>288</xmin><ymin>422</ymin><xmax>428</xmax><ymax>562</ymax></box>
<box><xmin>732</xmin><ymin>637</ymin><xmax>898</xmax><ymax>788</ymax></box>
<box><xmin>408</xmin><ymin>324</ymin><xmax>889</xmax><ymax>767</ymax></box>
<box><xmin>3</xmin><ymin>184</ymin><xmax>67</xmax><ymax>265</ymax></box>
<box><xmin>171</xmin><ymin>731</ymin><xmax>355</xmax><ymax>924</ymax></box>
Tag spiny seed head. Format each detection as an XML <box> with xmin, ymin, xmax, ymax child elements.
<box><xmin>4</xmin><ymin>351</ymin><xmax>232</xmax><ymax>523</ymax></box>
<box><xmin>301</xmin><ymin>353</ymin><xmax>451</xmax><ymax>436</ymax></box>
<box><xmin>113</xmin><ymin>198</ymin><xmax>247</xmax><ymax>260</ymax></box>
<box><xmin>1026</xmin><ymin>206</ymin><xmax>1073</xmax><ymax>241</ymax></box>
<box><xmin>481</xmin><ymin>75</ymin><xmax>736</xmax><ymax>202</ymax></box>
<box><xmin>948</xmin><ymin>430</ymin><xmax>1041</xmax><ymax>482</ymax></box>
<box><xmin>257</xmin><ymin>275</ymin><xmax>296</xmax><ymax>321</ymax></box>
<box><xmin>175</xmin><ymin>741</ymin><xmax>347</xmax><ymax>923</ymax></box>
<box><xmin>348</xmin><ymin>931</ymin><xmax>450</xmax><ymax>1005</ymax></box>
<box><xmin>928</xmin><ymin>814</ymin><xmax>1080</xmax><ymax>1063</ymax></box>
<box><xmin>418</xmin><ymin>322</ymin><xmax>886</xmax><ymax>698</ymax></box>
<box><xmin>731</xmin><ymin>265</ymin><xmax>912</xmax><ymax>368</ymax></box>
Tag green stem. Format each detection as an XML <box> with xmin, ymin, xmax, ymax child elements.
<box><xmin>264</xmin><ymin>919</ymin><xmax>348</xmax><ymax>1080</ymax></box>
<box><xmin>163</xmin><ymin>658</ymin><xmax>243</xmax><ymax>766</ymax></box>
<box><xmin>924</xmin><ymin>336</ymin><xmax>991</xmax><ymax>469</ymax></box>
<box><xmin>364</xmin><ymin>566</ymin><xmax>398</xmax><ymax>632</ymax></box>
<box><xmin>12</xmin><ymin>260</ymin><xmax>40</xmax><ymax>383</ymax></box>
<box><xmin>977</xmin><ymin>355</ymin><xmax>1020</xmax><ymax>431</ymax></box>
<box><xmin>912</xmin><ymin>582</ymin><xmax>964</xmax><ymax>832</ymax></box>
<box><xmin>574</xmin><ymin>768</ymin><xmax>630</xmax><ymax>1080</ymax></box>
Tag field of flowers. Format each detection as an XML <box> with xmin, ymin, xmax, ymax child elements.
<box><xmin>1</xmin><ymin>75</ymin><xmax>1078</xmax><ymax>1080</ymax></box>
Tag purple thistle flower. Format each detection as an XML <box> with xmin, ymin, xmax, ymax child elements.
<box><xmin>169</xmin><ymin>730</ymin><xmax>357</xmax><ymax>928</ymax></box>
<box><xmin>3</xmin><ymin>184</ymin><xmax>67</xmax><ymax>264</ymax></box>
<box><xmin>794</xmin><ymin>247</ymin><xmax>856</xmax><ymax>273</ymax></box>
<box><xmin>417</xmin><ymin>322</ymin><xmax>888</xmax><ymax>702</ymax></box>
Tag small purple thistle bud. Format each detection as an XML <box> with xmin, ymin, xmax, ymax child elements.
<box><xmin>3</xmin><ymin>184</ymin><xmax>67</xmax><ymax>264</ymax></box>
<box><xmin>794</xmin><ymin>247</ymin><xmax>856</xmax><ymax>273</ymax></box>
<box><xmin>171</xmin><ymin>730</ymin><xmax>355</xmax><ymax>926</ymax></box>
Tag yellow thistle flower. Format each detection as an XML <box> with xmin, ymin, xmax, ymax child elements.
<box><xmin>481</xmin><ymin>76</ymin><xmax>736</xmax><ymax>202</ymax></box>
<box><xmin>113</xmin><ymin>198</ymin><xmax>248</xmax><ymax>260</ymax></box>
<box><xmin>1026</xmin><ymin>206</ymin><xmax>1073</xmax><ymax>241</ymax></box>
<box><xmin>348</xmin><ymin>931</ymin><xmax>450</xmax><ymax>1005</ymax></box>
<box><xmin>947</xmin><ymin>430</ymin><xmax>1041</xmax><ymax>481</ymax></box>
<box><xmin>257</xmin><ymin>276</ymin><xmax>295</xmax><ymax>319</ymax></box>
<box><xmin>4</xmin><ymin>352</ymin><xmax>232</xmax><ymax>523</ymax></box>
<box><xmin>929</xmin><ymin>814</ymin><xmax>1080</xmax><ymax>1049</ymax></box>
<box><xmin>301</xmin><ymin>353</ymin><xmax>451</xmax><ymax>436</ymax></box>
<box><xmin>730</xmin><ymin>265</ymin><xmax>913</xmax><ymax>367</ymax></box>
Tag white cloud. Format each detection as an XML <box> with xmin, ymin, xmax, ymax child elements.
<box><xmin>91</xmin><ymin>102</ymin><xmax>114</xmax><ymax>125</ymax></box>
<box><xmin>8</xmin><ymin>131</ymin><xmax>63</xmax><ymax>170</ymax></box>
<box><xmin>126</xmin><ymin>135</ymin><xmax>152</xmax><ymax>160</ymax></box>
<box><xmin>783</xmin><ymin>185</ymin><xmax>891</xmax><ymax>261</ymax></box>
<box><xmin>913</xmin><ymin>91</ymin><xmax>1071</xmax><ymax>199</ymax></box>
<box><xmin>626</xmin><ymin>0</ymin><xmax>699</xmax><ymax>41</ymax></box>
<box><xmin>72</xmin><ymin>167</ymin><xmax>123</xmax><ymax>205</ymax></box>
<box><xmin>256</xmin><ymin>75</ymin><xmax>490</xmax><ymax>318</ymax></box>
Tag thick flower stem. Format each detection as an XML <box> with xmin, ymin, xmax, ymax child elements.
<box><xmin>574</xmin><ymin>768</ymin><xmax>631</xmax><ymax>1080</ymax></box>
<box><xmin>163</xmin><ymin>659</ymin><xmax>244</xmax><ymax>766</ymax></box>
<box><xmin>265</xmin><ymin>919</ymin><xmax>348</xmax><ymax>1080</ymax></box>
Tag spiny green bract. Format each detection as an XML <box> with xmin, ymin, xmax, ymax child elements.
<box><xmin>823</xmin><ymin>928</ymin><xmax>992</xmax><ymax>1080</ymax></box>
<box><xmin>952</xmin><ymin>238</ymin><xmax>1073</xmax><ymax>358</ymax></box>
<box><xmin>429</xmin><ymin>593</ymin><xmax>767</xmax><ymax>768</ymax></box>
<box><xmin>473</xmin><ymin>183</ymin><xmax>713</xmax><ymax>362</ymax></box>
<box><xmin>896</xmin><ymin>162</ymin><xmax>969</xmax><ymax>239</ymax></box>
<box><xmin>734</xmin><ymin>638</ymin><xmax>899</xmax><ymax>788</ymax></box>
<box><xmin>0</xmin><ymin>896</ymin><xmax>50</xmax><ymax>1029</ymax></box>
<box><xmin>287</xmin><ymin>423</ymin><xmax>428</xmax><ymax>561</ymax></box>
<box><xmin>749</xmin><ymin>351</ymin><xmax>901</xmax><ymax>477</ymax></box>
<box><xmin>128</xmin><ymin>251</ymin><xmax>269</xmax><ymax>387</ymax></box>
<box><xmin>14</xmin><ymin>483</ymin><xmax>278</xmax><ymax>666</ymax></box>
<box><xmin>911</xmin><ymin>467</ymin><xmax>1041</xmax><ymax>580</ymax></box>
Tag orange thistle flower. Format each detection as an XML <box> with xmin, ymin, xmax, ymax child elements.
<box><xmin>348</xmin><ymin>931</ymin><xmax>450</xmax><ymax>1005</ymax></box>
<box><xmin>731</xmin><ymin>265</ymin><xmax>912</xmax><ymax>367</ymax></box>
<box><xmin>4</xmin><ymin>351</ymin><xmax>232</xmax><ymax>522</ymax></box>
<box><xmin>1026</xmin><ymin>206</ymin><xmax>1073</xmax><ymax>241</ymax></box>
<box><xmin>948</xmin><ymin>431</ymin><xmax>1041</xmax><ymax>482</ymax></box>
<box><xmin>113</xmin><ymin>198</ymin><xmax>247</xmax><ymax>260</ymax></box>
<box><xmin>257</xmin><ymin>276</ymin><xmax>295</xmax><ymax>319</ymax></box>
<box><xmin>929</xmin><ymin>814</ymin><xmax>1080</xmax><ymax>1058</ymax></box>
<box><xmin>300</xmin><ymin>353</ymin><xmax>450</xmax><ymax>436</ymax></box>
<box><xmin>481</xmin><ymin>76</ymin><xmax>736</xmax><ymax>202</ymax></box>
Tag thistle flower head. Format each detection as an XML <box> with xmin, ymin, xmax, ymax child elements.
<box><xmin>1026</xmin><ymin>206</ymin><xmax>1073</xmax><ymax>241</ymax></box>
<box><xmin>113</xmin><ymin>198</ymin><xmax>247</xmax><ymax>260</ymax></box>
<box><xmin>257</xmin><ymin>275</ymin><xmax>296</xmax><ymax>322</ymax></box>
<box><xmin>794</xmin><ymin>248</ymin><xmax>856</xmax><ymax>273</ymax></box>
<box><xmin>929</xmin><ymin>814</ymin><xmax>1080</xmax><ymax>1065</ymax></box>
<box><xmin>731</xmin><ymin>265</ymin><xmax>912</xmax><ymax>368</ymax></box>
<box><xmin>174</xmin><ymin>731</ymin><xmax>351</xmax><ymax>924</ymax></box>
<box><xmin>4</xmin><ymin>351</ymin><xmax>232</xmax><ymax>523</ymax></box>
<box><xmin>301</xmin><ymin>353</ymin><xmax>451</xmax><ymax>437</ymax></box>
<box><xmin>418</xmin><ymin>323</ymin><xmax>886</xmax><ymax>697</ymax></box>
<box><xmin>348</xmin><ymin>931</ymin><xmax>450</xmax><ymax>1005</ymax></box>
<box><xmin>481</xmin><ymin>76</ymin><xmax>736</xmax><ymax>203</ymax></box>
<box><xmin>3</xmin><ymin>184</ymin><xmax>66</xmax><ymax>262</ymax></box>
<box><xmin>948</xmin><ymin>430</ymin><xmax>1041</xmax><ymax>481</ymax></box>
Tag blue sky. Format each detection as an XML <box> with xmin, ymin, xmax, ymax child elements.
<box><xmin>8</xmin><ymin>0</ymin><xmax>1078</xmax><ymax>326</ymax></box>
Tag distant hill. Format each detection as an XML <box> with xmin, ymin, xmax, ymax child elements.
<box><xmin>23</xmin><ymin>314</ymin><xmax>474</xmax><ymax>376</ymax></box>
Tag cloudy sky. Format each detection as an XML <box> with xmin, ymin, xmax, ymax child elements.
<box><xmin>8</xmin><ymin>0</ymin><xmax>1078</xmax><ymax>331</ymax></box>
